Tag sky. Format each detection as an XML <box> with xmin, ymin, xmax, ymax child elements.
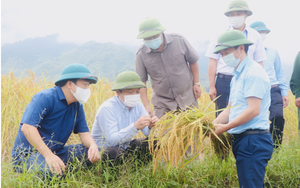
<box><xmin>2</xmin><ymin>0</ymin><xmax>300</xmax><ymax>64</ymax></box>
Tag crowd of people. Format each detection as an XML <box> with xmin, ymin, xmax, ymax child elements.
<box><xmin>11</xmin><ymin>0</ymin><xmax>300</xmax><ymax>187</ymax></box>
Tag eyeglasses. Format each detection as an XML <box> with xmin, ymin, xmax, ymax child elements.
<box><xmin>143</xmin><ymin>34</ymin><xmax>161</xmax><ymax>41</ymax></box>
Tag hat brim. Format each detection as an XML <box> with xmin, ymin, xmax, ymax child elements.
<box><xmin>254</xmin><ymin>27</ymin><xmax>270</xmax><ymax>34</ymax></box>
<box><xmin>55</xmin><ymin>72</ymin><xmax>98</xmax><ymax>85</ymax></box>
<box><xmin>137</xmin><ymin>26</ymin><xmax>166</xmax><ymax>39</ymax></box>
<box><xmin>213</xmin><ymin>39</ymin><xmax>253</xmax><ymax>54</ymax></box>
<box><xmin>224</xmin><ymin>8</ymin><xmax>253</xmax><ymax>16</ymax></box>
<box><xmin>111</xmin><ymin>81</ymin><xmax>146</xmax><ymax>91</ymax></box>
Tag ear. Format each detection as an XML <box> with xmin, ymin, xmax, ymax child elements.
<box><xmin>239</xmin><ymin>45</ymin><xmax>245</xmax><ymax>52</ymax></box>
<box><xmin>116</xmin><ymin>90</ymin><xmax>120</xmax><ymax>96</ymax></box>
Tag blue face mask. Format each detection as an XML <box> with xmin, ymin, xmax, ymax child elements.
<box><xmin>144</xmin><ymin>36</ymin><xmax>162</xmax><ymax>50</ymax></box>
<box><xmin>222</xmin><ymin>48</ymin><xmax>241</xmax><ymax>68</ymax></box>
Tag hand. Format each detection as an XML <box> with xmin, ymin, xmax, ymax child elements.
<box><xmin>193</xmin><ymin>84</ymin><xmax>201</xmax><ymax>99</ymax></box>
<box><xmin>45</xmin><ymin>153</ymin><xmax>66</xmax><ymax>175</ymax></box>
<box><xmin>209</xmin><ymin>86</ymin><xmax>217</xmax><ymax>102</ymax></box>
<box><xmin>144</xmin><ymin>105</ymin><xmax>153</xmax><ymax>117</ymax></box>
<box><xmin>134</xmin><ymin>115</ymin><xmax>151</xmax><ymax>130</ymax></box>
<box><xmin>214</xmin><ymin>123</ymin><xmax>228</xmax><ymax>136</ymax></box>
<box><xmin>149</xmin><ymin>116</ymin><xmax>159</xmax><ymax>129</ymax></box>
<box><xmin>282</xmin><ymin>96</ymin><xmax>289</xmax><ymax>108</ymax></box>
<box><xmin>88</xmin><ymin>144</ymin><xmax>100</xmax><ymax>163</ymax></box>
<box><xmin>296</xmin><ymin>97</ymin><xmax>300</xmax><ymax>108</ymax></box>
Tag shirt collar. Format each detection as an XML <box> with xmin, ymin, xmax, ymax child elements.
<box><xmin>114</xmin><ymin>95</ymin><xmax>129</xmax><ymax>111</ymax></box>
<box><xmin>234</xmin><ymin>56</ymin><xmax>249</xmax><ymax>75</ymax></box>
<box><xmin>145</xmin><ymin>33</ymin><xmax>173</xmax><ymax>53</ymax></box>
<box><xmin>56</xmin><ymin>86</ymin><xmax>66</xmax><ymax>101</ymax></box>
<box><xmin>229</xmin><ymin>24</ymin><xmax>249</xmax><ymax>34</ymax></box>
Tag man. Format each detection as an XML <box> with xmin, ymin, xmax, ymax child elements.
<box><xmin>250</xmin><ymin>21</ymin><xmax>289</xmax><ymax>147</ymax></box>
<box><xmin>213</xmin><ymin>30</ymin><xmax>273</xmax><ymax>188</ymax></box>
<box><xmin>290</xmin><ymin>51</ymin><xmax>300</xmax><ymax>136</ymax></box>
<box><xmin>206</xmin><ymin>0</ymin><xmax>266</xmax><ymax>116</ymax></box>
<box><xmin>12</xmin><ymin>64</ymin><xmax>100</xmax><ymax>177</ymax></box>
<box><xmin>91</xmin><ymin>71</ymin><xmax>159</xmax><ymax>164</ymax></box>
<box><xmin>135</xmin><ymin>17</ymin><xmax>201</xmax><ymax>119</ymax></box>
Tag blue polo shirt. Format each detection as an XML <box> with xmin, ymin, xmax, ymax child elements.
<box><xmin>228</xmin><ymin>56</ymin><xmax>271</xmax><ymax>134</ymax></box>
<box><xmin>12</xmin><ymin>86</ymin><xmax>89</xmax><ymax>160</ymax></box>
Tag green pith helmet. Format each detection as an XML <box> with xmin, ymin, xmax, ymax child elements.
<box><xmin>137</xmin><ymin>17</ymin><xmax>166</xmax><ymax>39</ymax></box>
<box><xmin>213</xmin><ymin>30</ymin><xmax>253</xmax><ymax>54</ymax></box>
<box><xmin>55</xmin><ymin>64</ymin><xmax>98</xmax><ymax>85</ymax></box>
<box><xmin>224</xmin><ymin>0</ymin><xmax>253</xmax><ymax>17</ymax></box>
<box><xmin>111</xmin><ymin>71</ymin><xmax>145</xmax><ymax>91</ymax></box>
<box><xmin>250</xmin><ymin>21</ymin><xmax>270</xmax><ymax>34</ymax></box>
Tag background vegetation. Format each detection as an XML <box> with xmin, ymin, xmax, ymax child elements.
<box><xmin>1</xmin><ymin>71</ymin><xmax>300</xmax><ymax>187</ymax></box>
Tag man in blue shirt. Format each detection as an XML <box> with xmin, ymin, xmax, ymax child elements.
<box><xmin>213</xmin><ymin>30</ymin><xmax>273</xmax><ymax>188</ymax></box>
<box><xmin>250</xmin><ymin>21</ymin><xmax>289</xmax><ymax>148</ymax></box>
<box><xmin>91</xmin><ymin>71</ymin><xmax>159</xmax><ymax>164</ymax></box>
<box><xmin>12</xmin><ymin>64</ymin><xmax>100</xmax><ymax>177</ymax></box>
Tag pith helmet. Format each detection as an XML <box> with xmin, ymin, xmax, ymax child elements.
<box><xmin>224</xmin><ymin>0</ymin><xmax>253</xmax><ymax>17</ymax></box>
<box><xmin>213</xmin><ymin>30</ymin><xmax>253</xmax><ymax>54</ymax></box>
<box><xmin>250</xmin><ymin>21</ymin><xmax>270</xmax><ymax>34</ymax></box>
<box><xmin>111</xmin><ymin>71</ymin><xmax>146</xmax><ymax>91</ymax></box>
<box><xmin>55</xmin><ymin>64</ymin><xmax>98</xmax><ymax>85</ymax></box>
<box><xmin>137</xmin><ymin>17</ymin><xmax>166</xmax><ymax>39</ymax></box>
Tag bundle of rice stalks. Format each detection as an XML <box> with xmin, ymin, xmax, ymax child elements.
<box><xmin>148</xmin><ymin>107</ymin><xmax>232</xmax><ymax>173</ymax></box>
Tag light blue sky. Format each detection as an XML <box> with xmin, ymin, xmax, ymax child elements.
<box><xmin>2</xmin><ymin>0</ymin><xmax>300</xmax><ymax>64</ymax></box>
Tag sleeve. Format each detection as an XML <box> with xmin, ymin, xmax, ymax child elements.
<box><xmin>139</xmin><ymin>103</ymin><xmax>151</xmax><ymax>136</ymax></box>
<box><xmin>273</xmin><ymin>50</ymin><xmax>288</xmax><ymax>97</ymax></box>
<box><xmin>181</xmin><ymin>35</ymin><xmax>200</xmax><ymax>64</ymax></box>
<box><xmin>134</xmin><ymin>52</ymin><xmax>148</xmax><ymax>82</ymax></box>
<box><xmin>73</xmin><ymin>103</ymin><xmax>89</xmax><ymax>134</ymax></box>
<box><xmin>290</xmin><ymin>52</ymin><xmax>300</xmax><ymax>98</ymax></box>
<box><xmin>99</xmin><ymin>107</ymin><xmax>139</xmax><ymax>147</ymax></box>
<box><xmin>205</xmin><ymin>36</ymin><xmax>221</xmax><ymax>60</ymax></box>
<box><xmin>244</xmin><ymin>73</ymin><xmax>270</xmax><ymax>99</ymax></box>
<box><xmin>20</xmin><ymin>93</ymin><xmax>49</xmax><ymax>128</ymax></box>
<box><xmin>252</xmin><ymin>35</ymin><xmax>267</xmax><ymax>63</ymax></box>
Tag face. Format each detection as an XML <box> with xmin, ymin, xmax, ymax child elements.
<box><xmin>143</xmin><ymin>34</ymin><xmax>161</xmax><ymax>41</ymax></box>
<box><xmin>220</xmin><ymin>47</ymin><xmax>237</xmax><ymax>57</ymax></box>
<box><xmin>117</xmin><ymin>88</ymin><xmax>140</xmax><ymax>102</ymax></box>
<box><xmin>228</xmin><ymin>11</ymin><xmax>248</xmax><ymax>18</ymax></box>
<box><xmin>70</xmin><ymin>79</ymin><xmax>90</xmax><ymax>93</ymax></box>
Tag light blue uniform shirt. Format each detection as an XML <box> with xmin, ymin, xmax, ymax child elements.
<box><xmin>91</xmin><ymin>96</ymin><xmax>150</xmax><ymax>149</ymax></box>
<box><xmin>264</xmin><ymin>47</ymin><xmax>288</xmax><ymax>96</ymax></box>
<box><xmin>228</xmin><ymin>56</ymin><xmax>271</xmax><ymax>134</ymax></box>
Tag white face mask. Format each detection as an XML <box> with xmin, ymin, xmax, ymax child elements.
<box><xmin>121</xmin><ymin>94</ymin><xmax>140</xmax><ymax>107</ymax></box>
<box><xmin>260</xmin><ymin>33</ymin><xmax>267</xmax><ymax>42</ymax></box>
<box><xmin>222</xmin><ymin>48</ymin><xmax>242</xmax><ymax>68</ymax></box>
<box><xmin>229</xmin><ymin>15</ymin><xmax>245</xmax><ymax>29</ymax></box>
<box><xmin>70</xmin><ymin>82</ymin><xmax>91</xmax><ymax>103</ymax></box>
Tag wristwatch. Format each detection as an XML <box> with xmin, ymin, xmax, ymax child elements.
<box><xmin>194</xmin><ymin>82</ymin><xmax>200</xmax><ymax>86</ymax></box>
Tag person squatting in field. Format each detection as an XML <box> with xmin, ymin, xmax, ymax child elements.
<box><xmin>11</xmin><ymin>64</ymin><xmax>101</xmax><ymax>178</ymax></box>
<box><xmin>91</xmin><ymin>71</ymin><xmax>159</xmax><ymax>165</ymax></box>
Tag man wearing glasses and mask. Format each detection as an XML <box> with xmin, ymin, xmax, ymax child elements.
<box><xmin>135</xmin><ymin>17</ymin><xmax>201</xmax><ymax>119</ymax></box>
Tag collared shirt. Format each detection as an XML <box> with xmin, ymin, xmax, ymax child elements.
<box><xmin>205</xmin><ymin>25</ymin><xmax>267</xmax><ymax>75</ymax></box>
<box><xmin>228</xmin><ymin>56</ymin><xmax>271</xmax><ymax>134</ymax></box>
<box><xmin>264</xmin><ymin>47</ymin><xmax>288</xmax><ymax>96</ymax></box>
<box><xmin>135</xmin><ymin>33</ymin><xmax>200</xmax><ymax>111</ymax></box>
<box><xmin>12</xmin><ymin>86</ymin><xmax>89</xmax><ymax>159</ymax></box>
<box><xmin>290</xmin><ymin>52</ymin><xmax>300</xmax><ymax>98</ymax></box>
<box><xmin>91</xmin><ymin>96</ymin><xmax>150</xmax><ymax>149</ymax></box>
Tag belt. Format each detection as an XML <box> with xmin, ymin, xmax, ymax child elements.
<box><xmin>271</xmin><ymin>84</ymin><xmax>279</xmax><ymax>88</ymax></box>
<box><xmin>231</xmin><ymin>129</ymin><xmax>269</xmax><ymax>140</ymax></box>
<box><xmin>217</xmin><ymin>73</ymin><xmax>233</xmax><ymax>79</ymax></box>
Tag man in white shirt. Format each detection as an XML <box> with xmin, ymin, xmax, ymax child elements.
<box><xmin>205</xmin><ymin>0</ymin><xmax>267</xmax><ymax>116</ymax></box>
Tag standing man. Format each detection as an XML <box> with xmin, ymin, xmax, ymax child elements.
<box><xmin>250</xmin><ymin>21</ymin><xmax>289</xmax><ymax>147</ymax></box>
<box><xmin>12</xmin><ymin>64</ymin><xmax>100</xmax><ymax>177</ymax></box>
<box><xmin>206</xmin><ymin>0</ymin><xmax>266</xmax><ymax>116</ymax></box>
<box><xmin>213</xmin><ymin>30</ymin><xmax>273</xmax><ymax>188</ymax></box>
<box><xmin>135</xmin><ymin>17</ymin><xmax>201</xmax><ymax>118</ymax></box>
<box><xmin>290</xmin><ymin>51</ymin><xmax>300</xmax><ymax>136</ymax></box>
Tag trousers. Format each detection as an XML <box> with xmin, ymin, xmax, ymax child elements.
<box><xmin>215</xmin><ymin>75</ymin><xmax>232</xmax><ymax>117</ymax></box>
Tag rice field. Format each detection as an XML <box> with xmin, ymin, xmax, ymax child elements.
<box><xmin>1</xmin><ymin>71</ymin><xmax>300</xmax><ymax>187</ymax></box>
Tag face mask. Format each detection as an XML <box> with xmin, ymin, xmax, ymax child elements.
<box><xmin>70</xmin><ymin>82</ymin><xmax>91</xmax><ymax>103</ymax></box>
<box><xmin>222</xmin><ymin>48</ymin><xmax>242</xmax><ymax>68</ymax></box>
<box><xmin>121</xmin><ymin>94</ymin><xmax>140</xmax><ymax>107</ymax></box>
<box><xmin>229</xmin><ymin>15</ymin><xmax>245</xmax><ymax>29</ymax></box>
<box><xmin>260</xmin><ymin>33</ymin><xmax>267</xmax><ymax>42</ymax></box>
<box><xmin>144</xmin><ymin>36</ymin><xmax>162</xmax><ymax>49</ymax></box>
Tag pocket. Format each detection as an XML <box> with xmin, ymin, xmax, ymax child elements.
<box><xmin>167</xmin><ymin>53</ymin><xmax>186</xmax><ymax>73</ymax></box>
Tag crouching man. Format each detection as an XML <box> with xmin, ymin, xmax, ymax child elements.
<box><xmin>12</xmin><ymin>64</ymin><xmax>100</xmax><ymax>178</ymax></box>
<box><xmin>91</xmin><ymin>71</ymin><xmax>158</xmax><ymax>164</ymax></box>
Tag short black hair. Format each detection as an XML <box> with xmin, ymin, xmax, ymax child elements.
<box><xmin>55</xmin><ymin>79</ymin><xmax>78</xmax><ymax>87</ymax></box>
<box><xmin>234</xmin><ymin>44</ymin><xmax>249</xmax><ymax>54</ymax></box>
